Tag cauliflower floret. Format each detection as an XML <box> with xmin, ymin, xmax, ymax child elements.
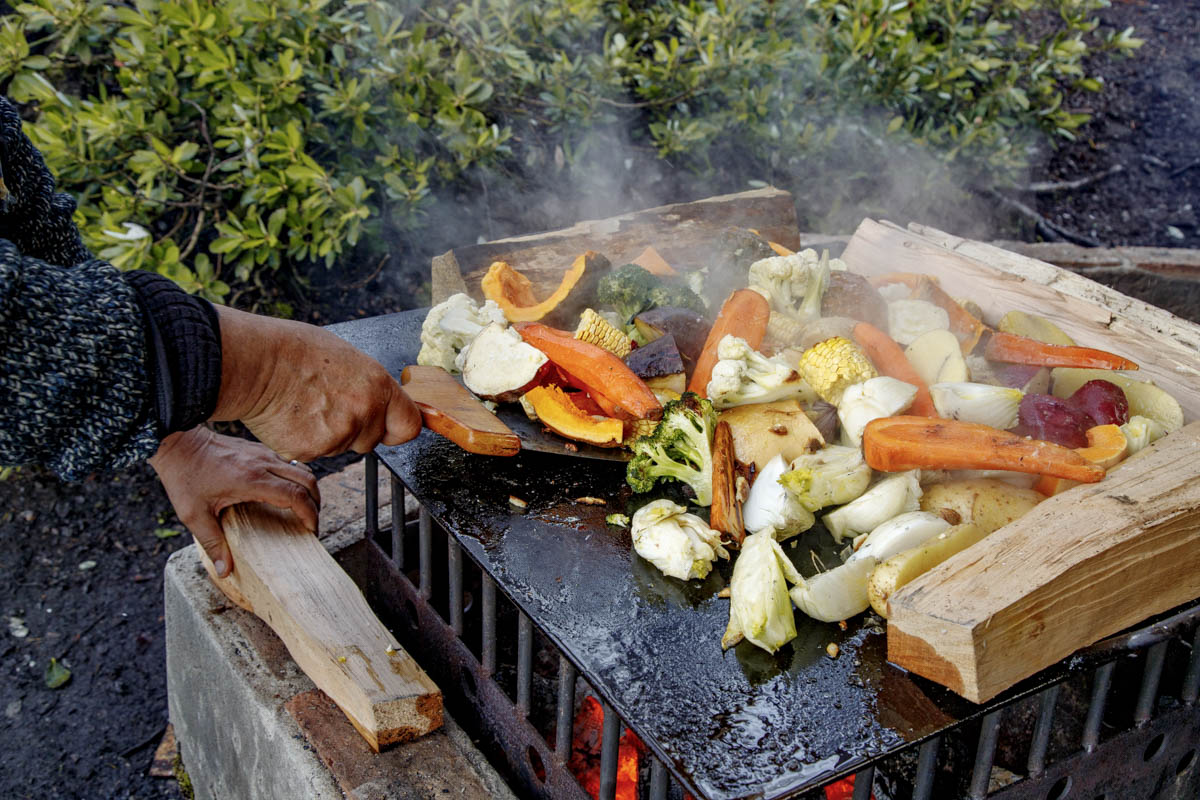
<box><xmin>706</xmin><ymin>335</ymin><xmax>817</xmax><ymax>410</ymax></box>
<box><xmin>631</xmin><ymin>499</ymin><xmax>730</xmax><ymax>581</ymax></box>
<box><xmin>416</xmin><ymin>293</ymin><xmax>507</xmax><ymax>373</ymax></box>
<box><xmin>747</xmin><ymin>248</ymin><xmax>841</xmax><ymax>321</ymax></box>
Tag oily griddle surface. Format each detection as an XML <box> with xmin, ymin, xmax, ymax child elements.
<box><xmin>330</xmin><ymin>310</ymin><xmax>1089</xmax><ymax>799</ymax></box>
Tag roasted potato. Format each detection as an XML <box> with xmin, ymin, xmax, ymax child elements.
<box><xmin>867</xmin><ymin>523</ymin><xmax>987</xmax><ymax>617</ymax></box>
<box><xmin>719</xmin><ymin>399</ymin><xmax>825</xmax><ymax>472</ymax></box>
<box><xmin>919</xmin><ymin>478</ymin><xmax>1042</xmax><ymax>534</ymax></box>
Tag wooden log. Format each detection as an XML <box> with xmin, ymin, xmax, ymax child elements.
<box><xmin>887</xmin><ymin>422</ymin><xmax>1200</xmax><ymax>703</ymax></box>
<box><xmin>432</xmin><ymin>187</ymin><xmax>801</xmax><ymax>304</ymax></box>
<box><xmin>204</xmin><ymin>503</ymin><xmax>442</xmax><ymax>750</ymax></box>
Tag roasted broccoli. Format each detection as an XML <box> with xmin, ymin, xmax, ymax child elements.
<box><xmin>596</xmin><ymin>263</ymin><xmax>660</xmax><ymax>323</ymax></box>
<box><xmin>597</xmin><ymin>263</ymin><xmax>707</xmax><ymax>322</ymax></box>
<box><xmin>625</xmin><ymin>393</ymin><xmax>718</xmax><ymax>506</ymax></box>
<box><xmin>648</xmin><ymin>284</ymin><xmax>706</xmax><ymax>314</ymax></box>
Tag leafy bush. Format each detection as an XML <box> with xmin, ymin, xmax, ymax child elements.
<box><xmin>0</xmin><ymin>0</ymin><xmax>1139</xmax><ymax>305</ymax></box>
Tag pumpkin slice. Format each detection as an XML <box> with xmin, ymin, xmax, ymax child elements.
<box><xmin>631</xmin><ymin>245</ymin><xmax>678</xmax><ymax>277</ymax></box>
<box><xmin>481</xmin><ymin>251</ymin><xmax>610</xmax><ymax>325</ymax></box>
<box><xmin>523</xmin><ymin>385</ymin><xmax>624</xmax><ymax>448</ymax></box>
<box><xmin>1034</xmin><ymin>424</ymin><xmax>1128</xmax><ymax>495</ymax></box>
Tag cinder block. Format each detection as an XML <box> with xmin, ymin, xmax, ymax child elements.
<box><xmin>165</xmin><ymin>537</ymin><xmax>514</xmax><ymax>800</ymax></box>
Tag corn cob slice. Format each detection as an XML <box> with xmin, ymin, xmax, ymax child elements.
<box><xmin>623</xmin><ymin>417</ymin><xmax>660</xmax><ymax>448</ymax></box>
<box><xmin>798</xmin><ymin>336</ymin><xmax>877</xmax><ymax>406</ymax></box>
<box><xmin>574</xmin><ymin>308</ymin><xmax>632</xmax><ymax>357</ymax></box>
<box><xmin>763</xmin><ymin>311</ymin><xmax>808</xmax><ymax>352</ymax></box>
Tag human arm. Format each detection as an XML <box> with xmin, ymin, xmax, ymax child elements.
<box><xmin>148</xmin><ymin>426</ymin><xmax>319</xmax><ymax>577</ymax></box>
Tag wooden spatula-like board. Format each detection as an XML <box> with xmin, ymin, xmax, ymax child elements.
<box><xmin>842</xmin><ymin>219</ymin><xmax>1200</xmax><ymax>703</ymax></box>
<box><xmin>206</xmin><ymin>503</ymin><xmax>442</xmax><ymax>750</ymax></box>
<box><xmin>401</xmin><ymin>365</ymin><xmax>521</xmax><ymax>456</ymax></box>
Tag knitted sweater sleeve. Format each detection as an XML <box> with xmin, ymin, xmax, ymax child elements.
<box><xmin>0</xmin><ymin>244</ymin><xmax>161</xmax><ymax>479</ymax></box>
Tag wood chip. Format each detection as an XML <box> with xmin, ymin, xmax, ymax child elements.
<box><xmin>574</xmin><ymin>496</ymin><xmax>606</xmax><ymax>505</ymax></box>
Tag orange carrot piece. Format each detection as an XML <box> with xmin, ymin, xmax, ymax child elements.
<box><xmin>687</xmin><ymin>289</ymin><xmax>770</xmax><ymax>397</ymax></box>
<box><xmin>1034</xmin><ymin>424</ymin><xmax>1127</xmax><ymax>495</ymax></box>
<box><xmin>984</xmin><ymin>331</ymin><xmax>1138</xmax><ymax>371</ymax></box>
<box><xmin>851</xmin><ymin>322</ymin><xmax>938</xmax><ymax>417</ymax></box>
<box><xmin>709</xmin><ymin>421</ymin><xmax>745</xmax><ymax>545</ymax></box>
<box><xmin>863</xmin><ymin>416</ymin><xmax>1106</xmax><ymax>483</ymax></box>
<box><xmin>517</xmin><ymin>323</ymin><xmax>662</xmax><ymax>420</ymax></box>
<box><xmin>912</xmin><ymin>276</ymin><xmax>986</xmax><ymax>354</ymax></box>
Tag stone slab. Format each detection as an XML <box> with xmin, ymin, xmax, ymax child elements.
<box><xmin>165</xmin><ymin>518</ymin><xmax>514</xmax><ymax>800</ymax></box>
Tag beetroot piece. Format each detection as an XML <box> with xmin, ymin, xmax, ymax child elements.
<box><xmin>1068</xmin><ymin>379</ymin><xmax>1130</xmax><ymax>427</ymax></box>
<box><xmin>1016</xmin><ymin>394</ymin><xmax>1092</xmax><ymax>448</ymax></box>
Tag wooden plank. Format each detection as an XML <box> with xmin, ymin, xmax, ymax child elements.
<box><xmin>887</xmin><ymin>422</ymin><xmax>1200</xmax><ymax>703</ymax></box>
<box><xmin>205</xmin><ymin>503</ymin><xmax>442</xmax><ymax>750</ymax></box>
<box><xmin>841</xmin><ymin>219</ymin><xmax>1200</xmax><ymax>422</ymax></box>
<box><xmin>400</xmin><ymin>365</ymin><xmax>521</xmax><ymax>456</ymax></box>
<box><xmin>991</xmin><ymin>240</ymin><xmax>1200</xmax><ymax>280</ymax></box>
<box><xmin>431</xmin><ymin>187</ymin><xmax>800</xmax><ymax>304</ymax></box>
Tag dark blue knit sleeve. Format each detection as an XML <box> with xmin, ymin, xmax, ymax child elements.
<box><xmin>0</xmin><ymin>242</ymin><xmax>160</xmax><ymax>479</ymax></box>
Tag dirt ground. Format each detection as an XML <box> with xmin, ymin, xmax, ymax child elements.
<box><xmin>2</xmin><ymin>2</ymin><xmax>1198</xmax><ymax>798</ymax></box>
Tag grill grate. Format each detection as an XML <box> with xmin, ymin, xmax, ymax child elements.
<box><xmin>357</xmin><ymin>453</ymin><xmax>1200</xmax><ymax>800</ymax></box>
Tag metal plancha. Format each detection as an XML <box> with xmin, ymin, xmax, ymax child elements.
<box><xmin>329</xmin><ymin>310</ymin><xmax>1200</xmax><ymax>800</ymax></box>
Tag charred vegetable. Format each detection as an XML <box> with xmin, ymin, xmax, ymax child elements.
<box><xmin>461</xmin><ymin>322</ymin><xmax>550</xmax><ymax>402</ymax></box>
<box><xmin>523</xmin><ymin>385</ymin><xmax>624</xmax><ymax>447</ymax></box>
<box><xmin>482</xmin><ymin>252</ymin><xmax>610</xmax><ymax>325</ymax></box>
<box><xmin>718</xmin><ymin>399</ymin><xmax>826</xmax><ymax>472</ymax></box>
<box><xmin>625</xmin><ymin>334</ymin><xmax>686</xmax><ymax>395</ymax></box>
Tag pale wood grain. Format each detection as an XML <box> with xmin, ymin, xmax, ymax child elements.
<box><xmin>207</xmin><ymin>503</ymin><xmax>443</xmax><ymax>750</ymax></box>
<box><xmin>400</xmin><ymin>365</ymin><xmax>521</xmax><ymax>456</ymax></box>
<box><xmin>887</xmin><ymin>422</ymin><xmax>1200</xmax><ymax>702</ymax></box>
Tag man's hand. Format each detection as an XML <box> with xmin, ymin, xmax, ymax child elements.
<box><xmin>210</xmin><ymin>304</ymin><xmax>422</xmax><ymax>461</ymax></box>
<box><xmin>148</xmin><ymin>426</ymin><xmax>320</xmax><ymax>577</ymax></box>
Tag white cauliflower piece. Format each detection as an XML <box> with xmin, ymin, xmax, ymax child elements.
<box><xmin>706</xmin><ymin>335</ymin><xmax>817</xmax><ymax>410</ymax></box>
<box><xmin>747</xmin><ymin>248</ymin><xmax>841</xmax><ymax>321</ymax></box>
<box><xmin>631</xmin><ymin>499</ymin><xmax>730</xmax><ymax>581</ymax></box>
<box><xmin>416</xmin><ymin>293</ymin><xmax>507</xmax><ymax>373</ymax></box>
<box><xmin>887</xmin><ymin>298</ymin><xmax>950</xmax><ymax>346</ymax></box>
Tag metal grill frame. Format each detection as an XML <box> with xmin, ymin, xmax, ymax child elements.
<box><xmin>358</xmin><ymin>453</ymin><xmax>1200</xmax><ymax>800</ymax></box>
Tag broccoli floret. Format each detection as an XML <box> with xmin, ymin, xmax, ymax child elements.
<box><xmin>648</xmin><ymin>284</ymin><xmax>706</xmax><ymax>314</ymax></box>
<box><xmin>596</xmin><ymin>263</ymin><xmax>659</xmax><ymax>323</ymax></box>
<box><xmin>625</xmin><ymin>393</ymin><xmax>718</xmax><ymax>506</ymax></box>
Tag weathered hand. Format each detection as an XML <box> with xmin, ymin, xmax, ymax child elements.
<box><xmin>148</xmin><ymin>426</ymin><xmax>320</xmax><ymax>577</ymax></box>
<box><xmin>210</xmin><ymin>304</ymin><xmax>422</xmax><ymax>461</ymax></box>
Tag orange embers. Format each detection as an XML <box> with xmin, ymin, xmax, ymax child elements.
<box><xmin>568</xmin><ymin>695</ymin><xmax>644</xmax><ymax>800</ymax></box>
<box><xmin>824</xmin><ymin>773</ymin><xmax>874</xmax><ymax>800</ymax></box>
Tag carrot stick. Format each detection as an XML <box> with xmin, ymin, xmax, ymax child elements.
<box><xmin>687</xmin><ymin>289</ymin><xmax>770</xmax><ymax>396</ymax></box>
<box><xmin>517</xmin><ymin>323</ymin><xmax>662</xmax><ymax>420</ymax></box>
<box><xmin>851</xmin><ymin>322</ymin><xmax>938</xmax><ymax>417</ymax></box>
<box><xmin>863</xmin><ymin>416</ymin><xmax>1106</xmax><ymax>483</ymax></box>
<box><xmin>984</xmin><ymin>331</ymin><xmax>1139</xmax><ymax>371</ymax></box>
<box><xmin>709</xmin><ymin>421</ymin><xmax>745</xmax><ymax>545</ymax></box>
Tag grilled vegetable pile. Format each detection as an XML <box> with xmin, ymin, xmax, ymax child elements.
<box><xmin>417</xmin><ymin>232</ymin><xmax>1185</xmax><ymax>655</ymax></box>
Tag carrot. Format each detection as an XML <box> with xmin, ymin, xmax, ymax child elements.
<box><xmin>863</xmin><ymin>416</ymin><xmax>1106</xmax><ymax>483</ymax></box>
<box><xmin>985</xmin><ymin>331</ymin><xmax>1139</xmax><ymax>371</ymax></box>
<box><xmin>709</xmin><ymin>421</ymin><xmax>745</xmax><ymax>545</ymax></box>
<box><xmin>687</xmin><ymin>289</ymin><xmax>770</xmax><ymax>396</ymax></box>
<box><xmin>851</xmin><ymin>322</ymin><xmax>938</xmax><ymax>417</ymax></box>
<box><xmin>517</xmin><ymin>323</ymin><xmax>662</xmax><ymax>420</ymax></box>
<box><xmin>912</xmin><ymin>276</ymin><xmax>986</xmax><ymax>354</ymax></box>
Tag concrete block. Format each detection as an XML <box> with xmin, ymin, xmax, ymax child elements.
<box><xmin>165</xmin><ymin>539</ymin><xmax>514</xmax><ymax>800</ymax></box>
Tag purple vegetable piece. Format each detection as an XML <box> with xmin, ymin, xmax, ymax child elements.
<box><xmin>808</xmin><ymin>400</ymin><xmax>840</xmax><ymax>443</ymax></box>
<box><xmin>1017</xmin><ymin>394</ymin><xmax>1091</xmax><ymax>448</ymax></box>
<box><xmin>1067</xmin><ymin>379</ymin><xmax>1130</xmax><ymax>427</ymax></box>
<box><xmin>993</xmin><ymin>363</ymin><xmax>1043</xmax><ymax>389</ymax></box>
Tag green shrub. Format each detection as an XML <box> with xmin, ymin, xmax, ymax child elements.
<box><xmin>0</xmin><ymin>0</ymin><xmax>1138</xmax><ymax>305</ymax></box>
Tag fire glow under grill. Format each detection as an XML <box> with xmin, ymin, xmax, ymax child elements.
<box><xmin>329</xmin><ymin>310</ymin><xmax>1200</xmax><ymax>800</ymax></box>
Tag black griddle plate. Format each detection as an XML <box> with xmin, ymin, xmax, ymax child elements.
<box><xmin>329</xmin><ymin>310</ymin><xmax>1143</xmax><ymax>799</ymax></box>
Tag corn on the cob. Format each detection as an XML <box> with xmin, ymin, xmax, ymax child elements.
<box><xmin>574</xmin><ymin>308</ymin><xmax>632</xmax><ymax>357</ymax></box>
<box><xmin>623</xmin><ymin>417</ymin><xmax>660</xmax><ymax>447</ymax></box>
<box><xmin>798</xmin><ymin>336</ymin><xmax>877</xmax><ymax>405</ymax></box>
<box><xmin>763</xmin><ymin>311</ymin><xmax>808</xmax><ymax>351</ymax></box>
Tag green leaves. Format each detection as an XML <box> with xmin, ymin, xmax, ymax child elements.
<box><xmin>0</xmin><ymin>0</ymin><xmax>1137</xmax><ymax>306</ymax></box>
<box><xmin>44</xmin><ymin>658</ymin><xmax>71</xmax><ymax>690</ymax></box>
